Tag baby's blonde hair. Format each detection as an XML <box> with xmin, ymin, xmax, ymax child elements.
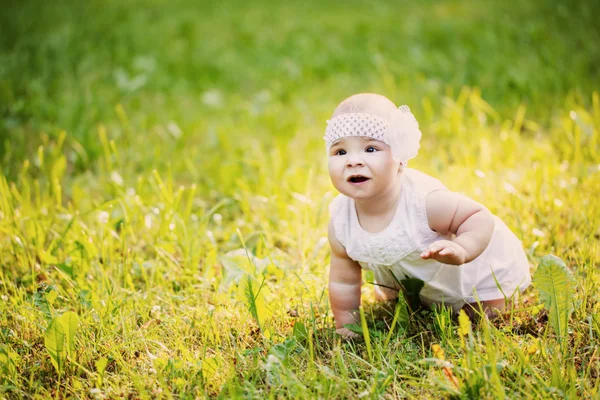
<box><xmin>332</xmin><ymin>93</ymin><xmax>398</xmax><ymax>120</ymax></box>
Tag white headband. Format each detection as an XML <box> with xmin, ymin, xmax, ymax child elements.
<box><xmin>324</xmin><ymin>105</ymin><xmax>422</xmax><ymax>163</ymax></box>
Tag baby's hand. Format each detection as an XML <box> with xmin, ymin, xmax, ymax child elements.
<box><xmin>335</xmin><ymin>327</ymin><xmax>360</xmax><ymax>339</ymax></box>
<box><xmin>420</xmin><ymin>240</ymin><xmax>468</xmax><ymax>265</ymax></box>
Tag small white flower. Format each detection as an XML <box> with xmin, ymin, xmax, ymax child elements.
<box><xmin>89</xmin><ymin>388</ymin><xmax>105</xmax><ymax>398</ymax></box>
<box><xmin>201</xmin><ymin>89</ymin><xmax>224</xmax><ymax>108</ymax></box>
<box><xmin>532</xmin><ymin>228</ymin><xmax>545</xmax><ymax>238</ymax></box>
<box><xmin>98</xmin><ymin>211</ymin><xmax>109</xmax><ymax>224</ymax></box>
<box><xmin>292</xmin><ymin>192</ymin><xmax>311</xmax><ymax>204</ymax></box>
<box><xmin>554</xmin><ymin>198</ymin><xmax>563</xmax><ymax>207</ymax></box>
<box><xmin>167</xmin><ymin>122</ymin><xmax>182</xmax><ymax>139</ymax></box>
<box><xmin>569</xmin><ymin>110</ymin><xmax>577</xmax><ymax>120</ymax></box>
<box><xmin>111</xmin><ymin>171</ymin><xmax>124</xmax><ymax>186</ymax></box>
<box><xmin>213</xmin><ymin>213</ymin><xmax>223</xmax><ymax>225</ymax></box>
<box><xmin>206</xmin><ymin>230</ymin><xmax>216</xmax><ymax>246</ymax></box>
<box><xmin>503</xmin><ymin>182</ymin><xmax>517</xmax><ymax>194</ymax></box>
<box><xmin>475</xmin><ymin>170</ymin><xmax>486</xmax><ymax>178</ymax></box>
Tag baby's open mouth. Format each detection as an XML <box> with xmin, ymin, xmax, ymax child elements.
<box><xmin>347</xmin><ymin>175</ymin><xmax>370</xmax><ymax>183</ymax></box>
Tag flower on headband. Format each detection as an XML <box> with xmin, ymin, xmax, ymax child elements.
<box><xmin>385</xmin><ymin>105</ymin><xmax>422</xmax><ymax>164</ymax></box>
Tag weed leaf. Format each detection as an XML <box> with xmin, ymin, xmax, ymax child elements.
<box><xmin>292</xmin><ymin>322</ymin><xmax>308</xmax><ymax>342</ymax></box>
<box><xmin>44</xmin><ymin>318</ymin><xmax>66</xmax><ymax>374</ymax></box>
<box><xmin>533</xmin><ymin>255</ymin><xmax>574</xmax><ymax>339</ymax></box>
<box><xmin>58</xmin><ymin>311</ymin><xmax>79</xmax><ymax>356</ymax></box>
<box><xmin>243</xmin><ymin>275</ymin><xmax>262</xmax><ymax>332</ymax></box>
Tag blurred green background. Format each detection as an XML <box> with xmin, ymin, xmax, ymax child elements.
<box><xmin>1</xmin><ymin>1</ymin><xmax>600</xmax><ymax>397</ymax></box>
<box><xmin>1</xmin><ymin>0</ymin><xmax>599</xmax><ymax>179</ymax></box>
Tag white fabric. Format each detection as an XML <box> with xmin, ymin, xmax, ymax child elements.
<box><xmin>324</xmin><ymin>106</ymin><xmax>422</xmax><ymax>163</ymax></box>
<box><xmin>329</xmin><ymin>168</ymin><xmax>532</xmax><ymax>311</ymax></box>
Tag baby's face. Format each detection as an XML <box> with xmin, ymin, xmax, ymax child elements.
<box><xmin>328</xmin><ymin>136</ymin><xmax>400</xmax><ymax>200</ymax></box>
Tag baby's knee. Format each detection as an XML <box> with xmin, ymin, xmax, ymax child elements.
<box><xmin>375</xmin><ymin>285</ymin><xmax>398</xmax><ymax>301</ymax></box>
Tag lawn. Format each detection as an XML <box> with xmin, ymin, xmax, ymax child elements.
<box><xmin>1</xmin><ymin>0</ymin><xmax>599</xmax><ymax>398</ymax></box>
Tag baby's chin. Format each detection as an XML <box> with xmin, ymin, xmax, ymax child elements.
<box><xmin>335</xmin><ymin>186</ymin><xmax>377</xmax><ymax>201</ymax></box>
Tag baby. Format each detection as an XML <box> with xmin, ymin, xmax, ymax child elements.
<box><xmin>325</xmin><ymin>93</ymin><xmax>531</xmax><ymax>338</ymax></box>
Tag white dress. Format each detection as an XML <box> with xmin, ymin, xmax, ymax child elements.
<box><xmin>330</xmin><ymin>168</ymin><xmax>532</xmax><ymax>311</ymax></box>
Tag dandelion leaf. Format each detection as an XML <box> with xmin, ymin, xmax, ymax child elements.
<box><xmin>58</xmin><ymin>311</ymin><xmax>79</xmax><ymax>356</ymax></box>
<box><xmin>533</xmin><ymin>255</ymin><xmax>574</xmax><ymax>338</ymax></box>
<box><xmin>45</xmin><ymin>318</ymin><xmax>66</xmax><ymax>374</ymax></box>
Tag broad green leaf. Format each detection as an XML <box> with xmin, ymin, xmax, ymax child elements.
<box><xmin>254</xmin><ymin>283</ymin><xmax>268</xmax><ymax>326</ymax></box>
<box><xmin>395</xmin><ymin>296</ymin><xmax>410</xmax><ymax>331</ymax></box>
<box><xmin>39</xmin><ymin>250</ymin><xmax>58</xmax><ymax>264</ymax></box>
<box><xmin>533</xmin><ymin>255</ymin><xmax>574</xmax><ymax>339</ymax></box>
<box><xmin>58</xmin><ymin>311</ymin><xmax>80</xmax><ymax>356</ymax></box>
<box><xmin>269</xmin><ymin>338</ymin><xmax>297</xmax><ymax>364</ymax></box>
<box><xmin>292</xmin><ymin>322</ymin><xmax>308</xmax><ymax>342</ymax></box>
<box><xmin>243</xmin><ymin>275</ymin><xmax>262</xmax><ymax>331</ymax></box>
<box><xmin>45</xmin><ymin>318</ymin><xmax>66</xmax><ymax>374</ymax></box>
<box><xmin>46</xmin><ymin>290</ymin><xmax>58</xmax><ymax>306</ymax></box>
<box><xmin>343</xmin><ymin>323</ymin><xmax>363</xmax><ymax>334</ymax></box>
<box><xmin>400</xmin><ymin>277</ymin><xmax>425</xmax><ymax>311</ymax></box>
<box><xmin>95</xmin><ymin>357</ymin><xmax>108</xmax><ymax>375</ymax></box>
<box><xmin>56</xmin><ymin>263</ymin><xmax>75</xmax><ymax>279</ymax></box>
<box><xmin>96</xmin><ymin>357</ymin><xmax>108</xmax><ymax>386</ymax></box>
<box><xmin>201</xmin><ymin>356</ymin><xmax>220</xmax><ymax>382</ymax></box>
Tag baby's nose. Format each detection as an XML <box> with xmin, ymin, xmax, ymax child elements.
<box><xmin>346</xmin><ymin>156</ymin><xmax>365</xmax><ymax>167</ymax></box>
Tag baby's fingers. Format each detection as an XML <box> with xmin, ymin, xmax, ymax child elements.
<box><xmin>421</xmin><ymin>241</ymin><xmax>445</xmax><ymax>258</ymax></box>
<box><xmin>438</xmin><ymin>247</ymin><xmax>454</xmax><ymax>256</ymax></box>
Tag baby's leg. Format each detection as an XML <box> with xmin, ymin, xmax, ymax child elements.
<box><xmin>463</xmin><ymin>298</ymin><xmax>506</xmax><ymax>319</ymax></box>
<box><xmin>374</xmin><ymin>285</ymin><xmax>398</xmax><ymax>301</ymax></box>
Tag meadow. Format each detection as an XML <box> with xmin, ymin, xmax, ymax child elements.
<box><xmin>1</xmin><ymin>0</ymin><xmax>599</xmax><ymax>398</ymax></box>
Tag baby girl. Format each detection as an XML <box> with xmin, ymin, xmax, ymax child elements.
<box><xmin>325</xmin><ymin>93</ymin><xmax>531</xmax><ymax>338</ymax></box>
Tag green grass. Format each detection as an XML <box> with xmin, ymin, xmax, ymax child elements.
<box><xmin>1</xmin><ymin>0</ymin><xmax>599</xmax><ymax>398</ymax></box>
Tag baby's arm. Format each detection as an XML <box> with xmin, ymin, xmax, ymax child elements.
<box><xmin>421</xmin><ymin>190</ymin><xmax>494</xmax><ymax>265</ymax></box>
<box><xmin>328</xmin><ymin>219</ymin><xmax>362</xmax><ymax>337</ymax></box>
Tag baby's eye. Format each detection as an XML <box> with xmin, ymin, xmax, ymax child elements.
<box><xmin>365</xmin><ymin>146</ymin><xmax>378</xmax><ymax>153</ymax></box>
<box><xmin>335</xmin><ymin>149</ymin><xmax>347</xmax><ymax>156</ymax></box>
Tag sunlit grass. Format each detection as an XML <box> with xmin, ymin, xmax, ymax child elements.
<box><xmin>1</xmin><ymin>0</ymin><xmax>600</xmax><ymax>398</ymax></box>
<box><xmin>1</xmin><ymin>88</ymin><xmax>599</xmax><ymax>398</ymax></box>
